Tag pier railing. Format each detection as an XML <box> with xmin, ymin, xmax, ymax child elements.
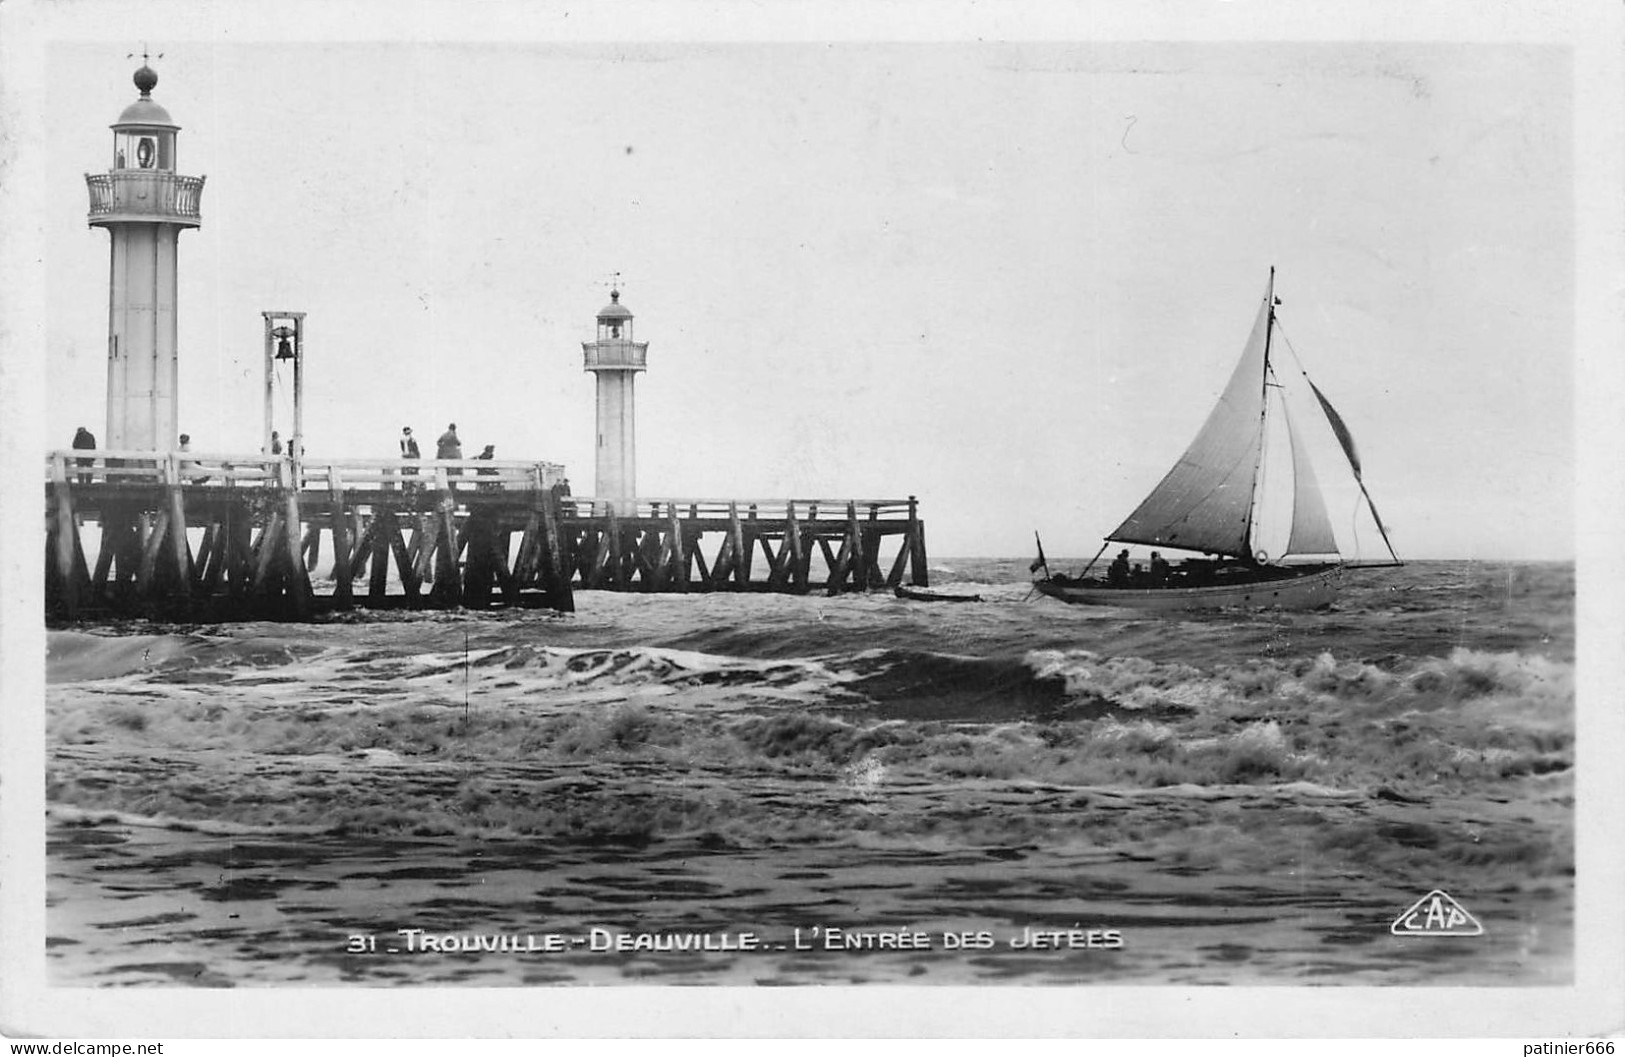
<box><xmin>558</xmin><ymin>496</ymin><xmax>917</xmax><ymax>521</ymax></box>
<box><xmin>47</xmin><ymin>453</ymin><xmax>913</xmax><ymax>519</ymax></box>
<box><xmin>291</xmin><ymin>457</ymin><xmax>569</xmax><ymax>493</ymax></box>
<box><xmin>48</xmin><ymin>450</ymin><xmax>566</xmax><ymax>493</ymax></box>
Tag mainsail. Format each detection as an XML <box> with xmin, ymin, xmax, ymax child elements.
<box><xmin>1106</xmin><ymin>283</ymin><xmax>1273</xmax><ymax>559</ymax></box>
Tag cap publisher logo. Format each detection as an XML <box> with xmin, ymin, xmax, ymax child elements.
<box><xmin>1390</xmin><ymin>889</ymin><xmax>1483</xmax><ymax>936</ymax></box>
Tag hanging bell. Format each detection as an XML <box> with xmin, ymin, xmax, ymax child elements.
<box><xmin>273</xmin><ymin>326</ymin><xmax>296</xmax><ymax>361</ymax></box>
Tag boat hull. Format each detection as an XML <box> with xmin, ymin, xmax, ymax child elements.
<box><xmin>1035</xmin><ymin>564</ymin><xmax>1343</xmax><ymax>612</ymax></box>
<box><xmin>894</xmin><ymin>586</ymin><xmax>983</xmax><ymax>603</ymax></box>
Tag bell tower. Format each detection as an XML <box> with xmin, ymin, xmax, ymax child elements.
<box><xmin>581</xmin><ymin>287</ymin><xmax>648</xmax><ymax>507</ymax></box>
<box><xmin>85</xmin><ymin>60</ymin><xmax>205</xmax><ymax>451</ymax></box>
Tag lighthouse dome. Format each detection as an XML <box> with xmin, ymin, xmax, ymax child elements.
<box><xmin>116</xmin><ymin>97</ymin><xmax>175</xmax><ymax>127</ymax></box>
<box><xmin>597</xmin><ymin>292</ymin><xmax>633</xmax><ymax>323</ymax></box>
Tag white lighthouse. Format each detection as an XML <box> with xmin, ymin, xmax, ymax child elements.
<box><xmin>86</xmin><ymin>61</ymin><xmax>205</xmax><ymax>451</ymax></box>
<box><xmin>581</xmin><ymin>288</ymin><xmax>648</xmax><ymax>508</ymax></box>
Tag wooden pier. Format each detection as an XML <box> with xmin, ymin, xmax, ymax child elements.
<box><xmin>44</xmin><ymin>450</ymin><xmax>929</xmax><ymax>622</ymax></box>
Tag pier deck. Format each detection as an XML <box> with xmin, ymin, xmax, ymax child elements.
<box><xmin>44</xmin><ymin>450</ymin><xmax>929</xmax><ymax>621</ymax></box>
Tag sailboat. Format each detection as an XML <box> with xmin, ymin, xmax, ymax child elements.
<box><xmin>1033</xmin><ymin>269</ymin><xmax>1400</xmax><ymax>611</ymax></box>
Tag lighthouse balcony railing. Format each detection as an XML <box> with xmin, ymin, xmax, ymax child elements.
<box><xmin>581</xmin><ymin>343</ymin><xmax>648</xmax><ymax>370</ymax></box>
<box><xmin>85</xmin><ymin>171</ymin><xmax>205</xmax><ymax>225</ymax></box>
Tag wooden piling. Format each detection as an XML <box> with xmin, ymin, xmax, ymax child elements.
<box><xmin>166</xmin><ymin>467</ymin><xmax>192</xmax><ymax>603</ymax></box>
<box><xmin>431</xmin><ymin>492</ymin><xmax>462</xmax><ymax>608</ymax></box>
<box><xmin>495</xmin><ymin>528</ymin><xmax>519</xmax><ymax>608</ymax></box>
<box><xmin>728</xmin><ymin>502</ymin><xmax>748</xmax><ymax>590</ymax></box>
<box><xmin>227</xmin><ymin>500</ymin><xmax>253</xmax><ymax>602</ymax></box>
<box><xmin>775</xmin><ymin>502</ymin><xmax>803</xmax><ymax>591</ymax></box>
<box><xmin>137</xmin><ymin>509</ymin><xmax>169</xmax><ymax>595</ymax></box>
<box><xmin>253</xmin><ymin>512</ymin><xmax>284</xmax><ymax>599</ymax></box>
<box><xmin>513</xmin><ymin>509</ymin><xmax>540</xmax><ymax>589</ymax></box>
<box><xmin>907</xmin><ymin>495</ymin><xmax>929</xmax><ymax>588</ymax></box>
<box><xmin>412</xmin><ymin>513</ymin><xmax>440</xmax><ymax>587</ymax></box>
<box><xmin>538</xmin><ymin>489</ymin><xmax>574</xmax><ymax>612</ymax></box>
<box><xmin>200</xmin><ymin>519</ymin><xmax>226</xmax><ymax>596</ymax></box>
<box><xmin>48</xmin><ymin>457</ymin><xmax>84</xmax><ymax>617</ymax></box>
<box><xmin>350</xmin><ymin>517</ymin><xmax>377</xmax><ymax>583</ymax></box>
<box><xmin>886</xmin><ymin>533</ymin><xmax>912</xmax><ymax>587</ymax></box>
<box><xmin>741</xmin><ymin>504</ymin><xmax>759</xmax><ymax>584</ymax></box>
<box><xmin>690</xmin><ymin>533</ymin><xmax>712</xmax><ymax>585</ymax></box>
<box><xmin>329</xmin><ymin>472</ymin><xmax>353</xmax><ymax>608</ymax></box>
<box><xmin>847</xmin><ymin>502</ymin><xmax>868</xmax><ymax>593</ymax></box>
<box><xmin>666</xmin><ymin>504</ymin><xmax>687</xmax><ymax>592</ymax></box>
<box><xmin>91</xmin><ymin>522</ymin><xmax>117</xmax><ymax>604</ymax></box>
<box><xmin>388</xmin><ymin>511</ymin><xmax>421</xmax><ymax>601</ymax></box>
<box><xmin>605</xmin><ymin>508</ymin><xmax>623</xmax><ymax>590</ymax></box>
<box><xmin>368</xmin><ymin>510</ymin><xmax>391</xmax><ymax>601</ymax></box>
<box><xmin>284</xmin><ymin>485</ymin><xmax>314</xmax><ymax>620</ymax></box>
<box><xmin>193</xmin><ymin>522</ymin><xmax>217</xmax><ymax>591</ymax></box>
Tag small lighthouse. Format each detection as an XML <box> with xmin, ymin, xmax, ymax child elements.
<box><xmin>86</xmin><ymin>60</ymin><xmax>205</xmax><ymax>451</ymax></box>
<box><xmin>581</xmin><ymin>288</ymin><xmax>648</xmax><ymax>507</ymax></box>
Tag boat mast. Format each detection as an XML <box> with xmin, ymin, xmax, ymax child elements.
<box><xmin>1242</xmin><ymin>267</ymin><xmax>1277</xmax><ymax>564</ymax></box>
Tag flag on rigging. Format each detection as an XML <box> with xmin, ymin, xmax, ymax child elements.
<box><xmin>1029</xmin><ymin>533</ymin><xmax>1049</xmax><ymax>576</ymax></box>
<box><xmin>1309</xmin><ymin>379</ymin><xmax>1362</xmax><ymax>479</ymax></box>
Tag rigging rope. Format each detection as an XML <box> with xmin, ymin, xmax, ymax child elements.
<box><xmin>1348</xmin><ymin>491</ymin><xmax>1364</xmax><ymax>562</ymax></box>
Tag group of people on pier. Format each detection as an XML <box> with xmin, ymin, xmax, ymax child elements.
<box><xmin>399</xmin><ymin>423</ymin><xmax>493</xmax><ymax>488</ymax></box>
<box><xmin>398</xmin><ymin>423</ymin><xmax>476</xmax><ymax>466</ymax></box>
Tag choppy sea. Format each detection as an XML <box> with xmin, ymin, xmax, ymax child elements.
<box><xmin>45</xmin><ymin>559</ymin><xmax>1574</xmax><ymax>987</ymax></box>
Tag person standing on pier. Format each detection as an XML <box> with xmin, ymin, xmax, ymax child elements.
<box><xmin>270</xmin><ymin>430</ymin><xmax>284</xmax><ymax>456</ymax></box>
<box><xmin>397</xmin><ymin>426</ymin><xmax>420</xmax><ymax>491</ymax></box>
<box><xmin>72</xmin><ymin>426</ymin><xmax>96</xmax><ymax>484</ymax></box>
<box><xmin>177</xmin><ymin>433</ymin><xmax>208</xmax><ymax>483</ymax></box>
<box><xmin>437</xmin><ymin>423</ymin><xmax>462</xmax><ymax>481</ymax></box>
<box><xmin>476</xmin><ymin>444</ymin><xmax>498</xmax><ymax>491</ymax></box>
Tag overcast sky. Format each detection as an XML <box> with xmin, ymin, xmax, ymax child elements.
<box><xmin>21</xmin><ymin>13</ymin><xmax>1595</xmax><ymax>560</ymax></box>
